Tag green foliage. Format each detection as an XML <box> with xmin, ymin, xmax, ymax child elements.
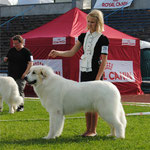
<box><xmin>0</xmin><ymin>99</ymin><xmax>150</xmax><ymax>150</ymax></box>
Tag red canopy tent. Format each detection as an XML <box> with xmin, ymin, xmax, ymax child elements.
<box><xmin>22</xmin><ymin>7</ymin><xmax>143</xmax><ymax>95</ymax></box>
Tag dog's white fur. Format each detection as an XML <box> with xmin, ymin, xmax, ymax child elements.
<box><xmin>25</xmin><ymin>65</ymin><xmax>127</xmax><ymax>139</ymax></box>
<box><xmin>0</xmin><ymin>76</ymin><xmax>24</xmax><ymax>113</ymax></box>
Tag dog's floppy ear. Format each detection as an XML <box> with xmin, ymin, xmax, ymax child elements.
<box><xmin>40</xmin><ymin>69</ymin><xmax>47</xmax><ymax>79</ymax></box>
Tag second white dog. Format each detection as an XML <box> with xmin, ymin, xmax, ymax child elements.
<box><xmin>0</xmin><ymin>76</ymin><xmax>24</xmax><ymax>113</ymax></box>
<box><xmin>25</xmin><ymin>65</ymin><xmax>127</xmax><ymax>139</ymax></box>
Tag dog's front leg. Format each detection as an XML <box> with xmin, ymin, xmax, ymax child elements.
<box><xmin>8</xmin><ymin>104</ymin><xmax>15</xmax><ymax>114</ymax></box>
<box><xmin>13</xmin><ymin>105</ymin><xmax>17</xmax><ymax>112</ymax></box>
<box><xmin>43</xmin><ymin>111</ymin><xmax>65</xmax><ymax>140</ymax></box>
<box><xmin>107</xmin><ymin>125</ymin><xmax>116</xmax><ymax>137</ymax></box>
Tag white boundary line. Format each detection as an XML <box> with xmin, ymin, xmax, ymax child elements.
<box><xmin>25</xmin><ymin>98</ymin><xmax>150</xmax><ymax>104</ymax></box>
<box><xmin>0</xmin><ymin>119</ymin><xmax>49</xmax><ymax>122</ymax></box>
<box><xmin>1</xmin><ymin>98</ymin><xmax>149</xmax><ymax>122</ymax></box>
<box><xmin>25</xmin><ymin>99</ymin><xmax>150</xmax><ymax>107</ymax></box>
<box><xmin>1</xmin><ymin>112</ymin><xmax>150</xmax><ymax>122</ymax></box>
<box><xmin>123</xmin><ymin>103</ymin><xmax>150</xmax><ymax>107</ymax></box>
<box><xmin>0</xmin><ymin>117</ymin><xmax>85</xmax><ymax>122</ymax></box>
<box><xmin>126</xmin><ymin>112</ymin><xmax>150</xmax><ymax>116</ymax></box>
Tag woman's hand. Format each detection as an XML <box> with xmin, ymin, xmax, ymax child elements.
<box><xmin>3</xmin><ymin>57</ymin><xmax>8</xmax><ymax>62</ymax></box>
<box><xmin>95</xmin><ymin>76</ymin><xmax>101</xmax><ymax>80</ymax></box>
<box><xmin>48</xmin><ymin>50</ymin><xmax>60</xmax><ymax>58</ymax></box>
<box><xmin>48</xmin><ymin>41</ymin><xmax>82</xmax><ymax>58</ymax></box>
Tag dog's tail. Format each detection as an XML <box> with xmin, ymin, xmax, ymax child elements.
<box><xmin>120</xmin><ymin>102</ymin><xmax>127</xmax><ymax>129</ymax></box>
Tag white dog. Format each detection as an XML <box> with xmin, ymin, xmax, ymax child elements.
<box><xmin>0</xmin><ymin>76</ymin><xmax>24</xmax><ymax>113</ymax></box>
<box><xmin>25</xmin><ymin>65</ymin><xmax>127</xmax><ymax>139</ymax></box>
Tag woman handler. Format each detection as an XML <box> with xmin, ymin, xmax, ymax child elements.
<box><xmin>48</xmin><ymin>9</ymin><xmax>109</xmax><ymax>137</ymax></box>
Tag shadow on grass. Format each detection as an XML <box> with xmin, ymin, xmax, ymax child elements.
<box><xmin>1</xmin><ymin>135</ymin><xmax>115</xmax><ymax>146</ymax></box>
<box><xmin>0</xmin><ymin>111</ymin><xmax>11</xmax><ymax>116</ymax></box>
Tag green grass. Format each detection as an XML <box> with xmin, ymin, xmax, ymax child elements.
<box><xmin>0</xmin><ymin>98</ymin><xmax>150</xmax><ymax>150</ymax></box>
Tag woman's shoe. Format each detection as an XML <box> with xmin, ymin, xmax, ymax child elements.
<box><xmin>82</xmin><ymin>132</ymin><xmax>97</xmax><ymax>137</ymax></box>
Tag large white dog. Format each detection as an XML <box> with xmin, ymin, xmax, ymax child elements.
<box><xmin>25</xmin><ymin>65</ymin><xmax>127</xmax><ymax>139</ymax></box>
<box><xmin>0</xmin><ymin>76</ymin><xmax>24</xmax><ymax>113</ymax></box>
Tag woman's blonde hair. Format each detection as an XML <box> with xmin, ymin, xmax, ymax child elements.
<box><xmin>87</xmin><ymin>9</ymin><xmax>104</xmax><ymax>33</ymax></box>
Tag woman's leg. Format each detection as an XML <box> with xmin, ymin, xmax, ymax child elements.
<box><xmin>82</xmin><ymin>112</ymin><xmax>98</xmax><ymax>137</ymax></box>
<box><xmin>90</xmin><ymin>112</ymin><xmax>98</xmax><ymax>134</ymax></box>
<box><xmin>81</xmin><ymin>72</ymin><xmax>98</xmax><ymax>136</ymax></box>
<box><xmin>82</xmin><ymin>112</ymin><xmax>92</xmax><ymax>136</ymax></box>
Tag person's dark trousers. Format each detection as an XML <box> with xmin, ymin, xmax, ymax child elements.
<box><xmin>15</xmin><ymin>79</ymin><xmax>26</xmax><ymax>111</ymax></box>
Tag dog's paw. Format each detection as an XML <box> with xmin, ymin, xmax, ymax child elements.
<box><xmin>116</xmin><ymin>136</ymin><xmax>125</xmax><ymax>139</ymax></box>
<box><xmin>107</xmin><ymin>134</ymin><xmax>114</xmax><ymax>137</ymax></box>
<box><xmin>42</xmin><ymin>136</ymin><xmax>55</xmax><ymax>140</ymax></box>
<box><xmin>9</xmin><ymin>110</ymin><xmax>14</xmax><ymax>114</ymax></box>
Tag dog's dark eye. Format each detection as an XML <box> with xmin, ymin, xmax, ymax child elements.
<box><xmin>32</xmin><ymin>71</ymin><xmax>36</xmax><ymax>74</ymax></box>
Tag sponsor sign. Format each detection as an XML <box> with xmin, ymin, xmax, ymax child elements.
<box><xmin>52</xmin><ymin>37</ymin><xmax>66</xmax><ymax>45</ymax></box>
<box><xmin>122</xmin><ymin>39</ymin><xmax>136</xmax><ymax>46</ymax></box>
<box><xmin>33</xmin><ymin>59</ymin><xmax>63</xmax><ymax>76</ymax></box>
<box><xmin>103</xmin><ymin>60</ymin><xmax>135</xmax><ymax>82</ymax></box>
<box><xmin>94</xmin><ymin>0</ymin><xmax>133</xmax><ymax>9</ymax></box>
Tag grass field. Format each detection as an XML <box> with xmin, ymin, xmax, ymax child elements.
<box><xmin>0</xmin><ymin>98</ymin><xmax>150</xmax><ymax>150</ymax></box>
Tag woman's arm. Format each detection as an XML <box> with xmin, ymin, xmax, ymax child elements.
<box><xmin>48</xmin><ymin>41</ymin><xmax>82</xmax><ymax>58</ymax></box>
<box><xmin>95</xmin><ymin>54</ymin><xmax>107</xmax><ymax>80</ymax></box>
<box><xmin>21</xmin><ymin>61</ymin><xmax>33</xmax><ymax>79</ymax></box>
